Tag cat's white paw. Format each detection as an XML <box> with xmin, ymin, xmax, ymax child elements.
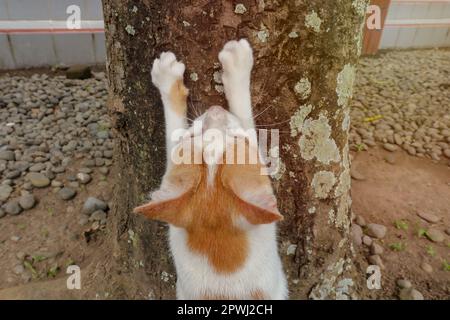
<box><xmin>151</xmin><ymin>51</ymin><xmax>185</xmax><ymax>95</ymax></box>
<box><xmin>218</xmin><ymin>39</ymin><xmax>253</xmax><ymax>85</ymax></box>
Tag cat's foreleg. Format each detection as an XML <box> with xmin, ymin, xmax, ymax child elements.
<box><xmin>151</xmin><ymin>52</ymin><xmax>188</xmax><ymax>167</ymax></box>
<box><xmin>218</xmin><ymin>39</ymin><xmax>255</xmax><ymax>131</ymax></box>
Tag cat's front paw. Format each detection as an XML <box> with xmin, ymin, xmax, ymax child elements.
<box><xmin>218</xmin><ymin>39</ymin><xmax>254</xmax><ymax>86</ymax></box>
<box><xmin>151</xmin><ymin>51</ymin><xmax>186</xmax><ymax>95</ymax></box>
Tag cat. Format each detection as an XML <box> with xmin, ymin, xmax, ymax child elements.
<box><xmin>134</xmin><ymin>39</ymin><xmax>288</xmax><ymax>300</ymax></box>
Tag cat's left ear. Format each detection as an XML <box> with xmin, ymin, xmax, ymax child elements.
<box><xmin>221</xmin><ymin>164</ymin><xmax>283</xmax><ymax>225</ymax></box>
<box><xmin>133</xmin><ymin>189</ymin><xmax>192</xmax><ymax>228</ymax></box>
<box><xmin>133</xmin><ymin>164</ymin><xmax>201</xmax><ymax>227</ymax></box>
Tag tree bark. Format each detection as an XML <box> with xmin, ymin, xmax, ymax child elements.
<box><xmin>101</xmin><ymin>0</ymin><xmax>367</xmax><ymax>299</ymax></box>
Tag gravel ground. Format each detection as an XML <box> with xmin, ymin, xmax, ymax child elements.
<box><xmin>350</xmin><ymin>49</ymin><xmax>450</xmax><ymax>161</ymax></box>
<box><xmin>0</xmin><ymin>72</ymin><xmax>112</xmax><ymax>220</ymax></box>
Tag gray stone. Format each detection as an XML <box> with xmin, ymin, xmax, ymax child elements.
<box><xmin>370</xmin><ymin>242</ymin><xmax>384</xmax><ymax>255</ymax></box>
<box><xmin>368</xmin><ymin>255</ymin><xmax>385</xmax><ymax>269</ymax></box>
<box><xmin>399</xmin><ymin>288</ymin><xmax>424</xmax><ymax>300</ymax></box>
<box><xmin>426</xmin><ymin>229</ymin><xmax>445</xmax><ymax>243</ymax></box>
<box><xmin>19</xmin><ymin>193</ymin><xmax>36</xmax><ymax>210</ymax></box>
<box><xmin>354</xmin><ymin>215</ymin><xmax>366</xmax><ymax>227</ymax></box>
<box><xmin>396</xmin><ymin>279</ymin><xmax>412</xmax><ymax>289</ymax></box>
<box><xmin>421</xmin><ymin>262</ymin><xmax>433</xmax><ymax>273</ymax></box>
<box><xmin>363</xmin><ymin>236</ymin><xmax>373</xmax><ymax>246</ymax></box>
<box><xmin>83</xmin><ymin>197</ymin><xmax>107</xmax><ymax>215</ymax></box>
<box><xmin>0</xmin><ymin>185</ymin><xmax>13</xmax><ymax>202</ymax></box>
<box><xmin>77</xmin><ymin>172</ymin><xmax>92</xmax><ymax>184</ymax></box>
<box><xmin>351</xmin><ymin>224</ymin><xmax>363</xmax><ymax>246</ymax></box>
<box><xmin>89</xmin><ymin>210</ymin><xmax>107</xmax><ymax>221</ymax></box>
<box><xmin>383</xmin><ymin>143</ymin><xmax>398</xmax><ymax>152</ymax></box>
<box><xmin>350</xmin><ymin>167</ymin><xmax>366</xmax><ymax>181</ymax></box>
<box><xmin>0</xmin><ymin>150</ymin><xmax>15</xmax><ymax>161</ymax></box>
<box><xmin>13</xmin><ymin>264</ymin><xmax>25</xmax><ymax>275</ymax></box>
<box><xmin>417</xmin><ymin>212</ymin><xmax>441</xmax><ymax>223</ymax></box>
<box><xmin>26</xmin><ymin>172</ymin><xmax>50</xmax><ymax>188</ymax></box>
<box><xmin>5</xmin><ymin>200</ymin><xmax>22</xmax><ymax>215</ymax></box>
<box><xmin>58</xmin><ymin>187</ymin><xmax>77</xmax><ymax>201</ymax></box>
<box><xmin>29</xmin><ymin>163</ymin><xmax>46</xmax><ymax>172</ymax></box>
<box><xmin>366</xmin><ymin>223</ymin><xmax>387</xmax><ymax>239</ymax></box>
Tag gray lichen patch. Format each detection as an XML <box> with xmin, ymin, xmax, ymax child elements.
<box><xmin>213</xmin><ymin>71</ymin><xmax>222</xmax><ymax>84</ymax></box>
<box><xmin>334</xmin><ymin>168</ymin><xmax>351</xmax><ymax>198</ymax></box>
<box><xmin>308</xmin><ymin>207</ymin><xmax>316</xmax><ymax>214</ymax></box>
<box><xmin>309</xmin><ymin>258</ymin><xmax>347</xmax><ymax>299</ymax></box>
<box><xmin>335</xmin><ymin>193</ymin><xmax>351</xmax><ymax>230</ymax></box>
<box><xmin>294</xmin><ymin>77</ymin><xmax>311</xmax><ymax>100</ymax></box>
<box><xmin>311</xmin><ymin>171</ymin><xmax>336</xmax><ymax>199</ymax></box>
<box><xmin>256</xmin><ymin>25</ymin><xmax>270</xmax><ymax>43</ymax></box>
<box><xmin>125</xmin><ymin>25</ymin><xmax>136</xmax><ymax>36</ymax></box>
<box><xmin>298</xmin><ymin>115</ymin><xmax>341</xmax><ymax>164</ymax></box>
<box><xmin>234</xmin><ymin>3</ymin><xmax>247</xmax><ymax>14</ymax></box>
<box><xmin>336</xmin><ymin>64</ymin><xmax>356</xmax><ymax>107</ymax></box>
<box><xmin>305</xmin><ymin>11</ymin><xmax>322</xmax><ymax>33</ymax></box>
<box><xmin>352</xmin><ymin>0</ymin><xmax>369</xmax><ymax>16</ymax></box>
<box><xmin>342</xmin><ymin>108</ymin><xmax>350</xmax><ymax>131</ymax></box>
<box><xmin>190</xmin><ymin>72</ymin><xmax>198</xmax><ymax>82</ymax></box>
<box><xmin>288</xmin><ymin>31</ymin><xmax>299</xmax><ymax>38</ymax></box>
<box><xmin>290</xmin><ymin>104</ymin><xmax>312</xmax><ymax>137</ymax></box>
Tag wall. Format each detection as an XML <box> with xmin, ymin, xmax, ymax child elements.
<box><xmin>380</xmin><ymin>0</ymin><xmax>450</xmax><ymax>49</ymax></box>
<box><xmin>0</xmin><ymin>0</ymin><xmax>105</xmax><ymax>70</ymax></box>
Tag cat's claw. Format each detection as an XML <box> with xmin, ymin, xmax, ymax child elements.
<box><xmin>151</xmin><ymin>51</ymin><xmax>185</xmax><ymax>94</ymax></box>
<box><xmin>218</xmin><ymin>39</ymin><xmax>253</xmax><ymax>83</ymax></box>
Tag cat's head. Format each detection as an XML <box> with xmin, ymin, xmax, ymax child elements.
<box><xmin>134</xmin><ymin>105</ymin><xmax>282</xmax><ymax>229</ymax></box>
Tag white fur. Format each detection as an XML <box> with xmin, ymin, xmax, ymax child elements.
<box><xmin>151</xmin><ymin>39</ymin><xmax>288</xmax><ymax>300</ymax></box>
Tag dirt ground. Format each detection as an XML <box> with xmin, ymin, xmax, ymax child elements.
<box><xmin>351</xmin><ymin>147</ymin><xmax>450</xmax><ymax>299</ymax></box>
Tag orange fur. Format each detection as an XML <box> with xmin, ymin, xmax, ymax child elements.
<box><xmin>135</xmin><ymin>144</ymin><xmax>281</xmax><ymax>273</ymax></box>
<box><xmin>169</xmin><ymin>79</ymin><xmax>188</xmax><ymax>115</ymax></box>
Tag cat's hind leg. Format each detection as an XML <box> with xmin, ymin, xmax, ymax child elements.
<box><xmin>151</xmin><ymin>52</ymin><xmax>188</xmax><ymax>167</ymax></box>
<box><xmin>218</xmin><ymin>39</ymin><xmax>255</xmax><ymax>131</ymax></box>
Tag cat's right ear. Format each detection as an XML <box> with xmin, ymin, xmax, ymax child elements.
<box><xmin>133</xmin><ymin>190</ymin><xmax>192</xmax><ymax>228</ymax></box>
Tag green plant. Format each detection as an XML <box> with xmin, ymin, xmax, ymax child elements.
<box><xmin>389</xmin><ymin>242</ymin><xmax>406</xmax><ymax>252</ymax></box>
<box><xmin>47</xmin><ymin>265</ymin><xmax>59</xmax><ymax>278</ymax></box>
<box><xmin>23</xmin><ymin>261</ymin><xmax>38</xmax><ymax>279</ymax></box>
<box><xmin>394</xmin><ymin>220</ymin><xmax>408</xmax><ymax>231</ymax></box>
<box><xmin>443</xmin><ymin>260</ymin><xmax>450</xmax><ymax>272</ymax></box>
<box><xmin>426</xmin><ymin>245</ymin><xmax>436</xmax><ymax>257</ymax></box>
<box><xmin>417</xmin><ymin>228</ymin><xmax>427</xmax><ymax>238</ymax></box>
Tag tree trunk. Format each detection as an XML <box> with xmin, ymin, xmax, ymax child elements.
<box><xmin>101</xmin><ymin>0</ymin><xmax>367</xmax><ymax>299</ymax></box>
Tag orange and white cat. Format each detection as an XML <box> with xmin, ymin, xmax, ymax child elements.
<box><xmin>134</xmin><ymin>39</ymin><xmax>288</xmax><ymax>300</ymax></box>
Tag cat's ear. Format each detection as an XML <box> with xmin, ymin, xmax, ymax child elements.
<box><xmin>133</xmin><ymin>190</ymin><xmax>192</xmax><ymax>228</ymax></box>
<box><xmin>133</xmin><ymin>165</ymin><xmax>201</xmax><ymax>227</ymax></box>
<box><xmin>221</xmin><ymin>163</ymin><xmax>283</xmax><ymax>225</ymax></box>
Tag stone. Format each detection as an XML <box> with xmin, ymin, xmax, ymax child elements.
<box><xmin>366</xmin><ymin>223</ymin><xmax>387</xmax><ymax>239</ymax></box>
<box><xmin>13</xmin><ymin>264</ymin><xmax>25</xmax><ymax>275</ymax></box>
<box><xmin>0</xmin><ymin>185</ymin><xmax>13</xmax><ymax>202</ymax></box>
<box><xmin>66</xmin><ymin>65</ymin><xmax>92</xmax><ymax>80</ymax></box>
<box><xmin>350</xmin><ymin>167</ymin><xmax>366</xmax><ymax>181</ymax></box>
<box><xmin>19</xmin><ymin>193</ymin><xmax>36</xmax><ymax>210</ymax></box>
<box><xmin>368</xmin><ymin>255</ymin><xmax>384</xmax><ymax>269</ymax></box>
<box><xmin>362</xmin><ymin>236</ymin><xmax>372</xmax><ymax>246</ymax></box>
<box><xmin>58</xmin><ymin>187</ymin><xmax>77</xmax><ymax>201</ymax></box>
<box><xmin>399</xmin><ymin>288</ymin><xmax>424</xmax><ymax>300</ymax></box>
<box><xmin>26</xmin><ymin>172</ymin><xmax>50</xmax><ymax>188</ymax></box>
<box><xmin>421</xmin><ymin>262</ymin><xmax>433</xmax><ymax>273</ymax></box>
<box><xmin>383</xmin><ymin>143</ymin><xmax>398</xmax><ymax>152</ymax></box>
<box><xmin>425</xmin><ymin>229</ymin><xmax>445</xmax><ymax>243</ymax></box>
<box><xmin>396</xmin><ymin>279</ymin><xmax>412</xmax><ymax>289</ymax></box>
<box><xmin>83</xmin><ymin>197</ymin><xmax>108</xmax><ymax>215</ymax></box>
<box><xmin>77</xmin><ymin>172</ymin><xmax>92</xmax><ymax>184</ymax></box>
<box><xmin>4</xmin><ymin>200</ymin><xmax>22</xmax><ymax>215</ymax></box>
<box><xmin>0</xmin><ymin>150</ymin><xmax>15</xmax><ymax>161</ymax></box>
<box><xmin>351</xmin><ymin>224</ymin><xmax>363</xmax><ymax>246</ymax></box>
<box><xmin>89</xmin><ymin>210</ymin><xmax>107</xmax><ymax>221</ymax></box>
<box><xmin>78</xmin><ymin>215</ymin><xmax>89</xmax><ymax>226</ymax></box>
<box><xmin>370</xmin><ymin>242</ymin><xmax>384</xmax><ymax>255</ymax></box>
<box><xmin>417</xmin><ymin>212</ymin><xmax>441</xmax><ymax>223</ymax></box>
<box><xmin>354</xmin><ymin>215</ymin><xmax>366</xmax><ymax>227</ymax></box>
